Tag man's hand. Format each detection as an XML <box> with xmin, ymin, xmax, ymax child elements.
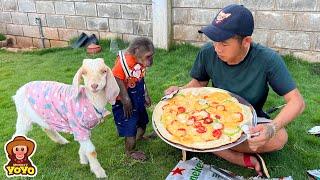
<box><xmin>247</xmin><ymin>123</ymin><xmax>276</xmax><ymax>151</ymax></box>
<box><xmin>164</xmin><ymin>86</ymin><xmax>180</xmax><ymax>95</ymax></box>
<box><xmin>122</xmin><ymin>97</ymin><xmax>133</xmax><ymax>118</ymax></box>
<box><xmin>145</xmin><ymin>94</ymin><xmax>151</xmax><ymax>108</ymax></box>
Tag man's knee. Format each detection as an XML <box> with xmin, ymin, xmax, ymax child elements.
<box><xmin>271</xmin><ymin>128</ymin><xmax>288</xmax><ymax>151</ymax></box>
<box><xmin>256</xmin><ymin>128</ymin><xmax>288</xmax><ymax>152</ymax></box>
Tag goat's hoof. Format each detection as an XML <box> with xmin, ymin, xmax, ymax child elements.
<box><xmin>95</xmin><ymin>171</ymin><xmax>107</xmax><ymax>178</ymax></box>
<box><xmin>80</xmin><ymin>159</ymin><xmax>88</xmax><ymax>165</ymax></box>
<box><xmin>59</xmin><ymin>141</ymin><xmax>69</xmax><ymax>145</ymax></box>
<box><xmin>93</xmin><ymin>167</ymin><xmax>107</xmax><ymax>178</ymax></box>
<box><xmin>57</xmin><ymin>139</ymin><xmax>69</xmax><ymax>145</ymax></box>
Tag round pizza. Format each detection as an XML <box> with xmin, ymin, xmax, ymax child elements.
<box><xmin>152</xmin><ymin>87</ymin><xmax>254</xmax><ymax>150</ymax></box>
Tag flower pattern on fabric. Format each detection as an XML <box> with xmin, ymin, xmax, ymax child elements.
<box><xmin>131</xmin><ymin>64</ymin><xmax>142</xmax><ymax>78</ymax></box>
<box><xmin>25</xmin><ymin>81</ymin><xmax>106</xmax><ymax>141</ymax></box>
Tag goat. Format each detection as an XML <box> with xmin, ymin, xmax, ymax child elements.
<box><xmin>12</xmin><ymin>58</ymin><xmax>120</xmax><ymax>178</ymax></box>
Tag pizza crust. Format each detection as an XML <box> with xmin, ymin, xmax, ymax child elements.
<box><xmin>152</xmin><ymin>87</ymin><xmax>254</xmax><ymax>150</ymax></box>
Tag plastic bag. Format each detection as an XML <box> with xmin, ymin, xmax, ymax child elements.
<box><xmin>166</xmin><ymin>157</ymin><xmax>241</xmax><ymax>180</ymax></box>
<box><xmin>307</xmin><ymin>169</ymin><xmax>320</xmax><ymax>180</ymax></box>
<box><xmin>166</xmin><ymin>157</ymin><xmax>293</xmax><ymax>180</ymax></box>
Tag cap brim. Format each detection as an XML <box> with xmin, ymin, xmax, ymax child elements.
<box><xmin>198</xmin><ymin>24</ymin><xmax>235</xmax><ymax>42</ymax></box>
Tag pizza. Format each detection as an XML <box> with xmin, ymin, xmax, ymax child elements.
<box><xmin>152</xmin><ymin>87</ymin><xmax>253</xmax><ymax>150</ymax></box>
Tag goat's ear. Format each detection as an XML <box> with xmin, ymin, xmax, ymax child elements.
<box><xmin>105</xmin><ymin>67</ymin><xmax>120</xmax><ymax>105</ymax></box>
<box><xmin>72</xmin><ymin>67</ymin><xmax>83</xmax><ymax>96</ymax></box>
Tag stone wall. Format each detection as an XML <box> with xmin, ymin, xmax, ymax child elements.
<box><xmin>172</xmin><ymin>0</ymin><xmax>320</xmax><ymax>62</ymax></box>
<box><xmin>0</xmin><ymin>0</ymin><xmax>152</xmax><ymax>48</ymax></box>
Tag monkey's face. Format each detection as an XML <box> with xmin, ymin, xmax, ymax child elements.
<box><xmin>143</xmin><ymin>51</ymin><xmax>154</xmax><ymax>67</ymax></box>
<box><xmin>137</xmin><ymin>51</ymin><xmax>154</xmax><ymax>67</ymax></box>
<box><xmin>13</xmin><ymin>145</ymin><xmax>27</xmax><ymax>160</ymax></box>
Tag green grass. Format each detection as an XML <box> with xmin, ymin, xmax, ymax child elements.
<box><xmin>0</xmin><ymin>33</ymin><xmax>5</xmax><ymax>41</ymax></box>
<box><xmin>0</xmin><ymin>40</ymin><xmax>319</xmax><ymax>179</ymax></box>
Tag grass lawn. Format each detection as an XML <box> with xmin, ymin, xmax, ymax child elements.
<box><xmin>0</xmin><ymin>40</ymin><xmax>319</xmax><ymax>179</ymax></box>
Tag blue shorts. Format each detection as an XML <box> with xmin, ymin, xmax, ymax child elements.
<box><xmin>112</xmin><ymin>79</ymin><xmax>149</xmax><ymax>137</ymax></box>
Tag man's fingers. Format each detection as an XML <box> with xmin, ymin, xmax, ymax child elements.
<box><xmin>249</xmin><ymin>133</ymin><xmax>265</xmax><ymax>143</ymax></box>
<box><xmin>248</xmin><ymin>133</ymin><xmax>269</xmax><ymax>151</ymax></box>
<box><xmin>247</xmin><ymin>124</ymin><xmax>272</xmax><ymax>151</ymax></box>
<box><xmin>250</xmin><ymin>124</ymin><xmax>263</xmax><ymax>133</ymax></box>
<box><xmin>164</xmin><ymin>86</ymin><xmax>179</xmax><ymax>95</ymax></box>
<box><xmin>164</xmin><ymin>89</ymin><xmax>171</xmax><ymax>95</ymax></box>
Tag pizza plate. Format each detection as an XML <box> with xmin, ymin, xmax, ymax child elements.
<box><xmin>152</xmin><ymin>87</ymin><xmax>258</xmax><ymax>152</ymax></box>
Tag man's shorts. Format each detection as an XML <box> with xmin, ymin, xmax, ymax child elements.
<box><xmin>112</xmin><ymin>100</ymin><xmax>149</xmax><ymax>137</ymax></box>
<box><xmin>257</xmin><ymin>117</ymin><xmax>272</xmax><ymax>124</ymax></box>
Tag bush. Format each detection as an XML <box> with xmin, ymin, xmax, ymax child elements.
<box><xmin>0</xmin><ymin>33</ymin><xmax>6</xmax><ymax>41</ymax></box>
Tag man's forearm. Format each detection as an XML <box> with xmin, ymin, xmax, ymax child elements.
<box><xmin>272</xmin><ymin>88</ymin><xmax>305</xmax><ymax>131</ymax></box>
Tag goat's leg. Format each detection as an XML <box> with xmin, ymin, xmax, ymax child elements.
<box><xmin>43</xmin><ymin>128</ymin><xmax>69</xmax><ymax>144</ymax></box>
<box><xmin>79</xmin><ymin>146</ymin><xmax>89</xmax><ymax>164</ymax></box>
<box><xmin>13</xmin><ymin>89</ymin><xmax>32</xmax><ymax>137</ymax></box>
<box><xmin>79</xmin><ymin>140</ymin><xmax>107</xmax><ymax>178</ymax></box>
<box><xmin>14</xmin><ymin>112</ymin><xmax>32</xmax><ymax>137</ymax></box>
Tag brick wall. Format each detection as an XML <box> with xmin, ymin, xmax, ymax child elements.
<box><xmin>0</xmin><ymin>0</ymin><xmax>152</xmax><ymax>48</ymax></box>
<box><xmin>0</xmin><ymin>0</ymin><xmax>319</xmax><ymax>62</ymax></box>
<box><xmin>172</xmin><ymin>0</ymin><xmax>320</xmax><ymax>62</ymax></box>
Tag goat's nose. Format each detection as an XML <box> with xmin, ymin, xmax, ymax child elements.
<box><xmin>91</xmin><ymin>84</ymin><xmax>98</xmax><ymax>90</ymax></box>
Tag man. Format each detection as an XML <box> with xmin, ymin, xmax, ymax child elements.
<box><xmin>165</xmin><ymin>4</ymin><xmax>305</xmax><ymax>177</ymax></box>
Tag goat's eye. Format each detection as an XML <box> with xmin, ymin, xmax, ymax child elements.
<box><xmin>82</xmin><ymin>70</ymin><xmax>87</xmax><ymax>75</ymax></box>
<box><xmin>101</xmin><ymin>69</ymin><xmax>107</xmax><ymax>74</ymax></box>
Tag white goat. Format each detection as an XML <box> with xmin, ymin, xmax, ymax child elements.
<box><xmin>12</xmin><ymin>58</ymin><xmax>120</xmax><ymax>178</ymax></box>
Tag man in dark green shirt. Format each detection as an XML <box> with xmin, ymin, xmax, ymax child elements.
<box><xmin>165</xmin><ymin>4</ymin><xmax>305</xmax><ymax>177</ymax></box>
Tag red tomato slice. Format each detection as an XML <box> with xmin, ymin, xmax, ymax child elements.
<box><xmin>194</xmin><ymin>121</ymin><xmax>202</xmax><ymax>128</ymax></box>
<box><xmin>187</xmin><ymin>117</ymin><xmax>196</xmax><ymax>125</ymax></box>
<box><xmin>215</xmin><ymin>115</ymin><xmax>221</xmax><ymax>119</ymax></box>
<box><xmin>203</xmin><ymin>117</ymin><xmax>213</xmax><ymax>124</ymax></box>
<box><xmin>177</xmin><ymin>106</ymin><xmax>186</xmax><ymax>113</ymax></box>
<box><xmin>196</xmin><ymin>126</ymin><xmax>207</xmax><ymax>133</ymax></box>
<box><xmin>212</xmin><ymin>129</ymin><xmax>222</xmax><ymax>138</ymax></box>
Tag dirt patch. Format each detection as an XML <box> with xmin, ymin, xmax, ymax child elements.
<box><xmin>1</xmin><ymin>46</ymin><xmax>38</xmax><ymax>53</ymax></box>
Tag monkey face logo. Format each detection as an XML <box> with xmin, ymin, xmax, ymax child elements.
<box><xmin>3</xmin><ymin>136</ymin><xmax>37</xmax><ymax>177</ymax></box>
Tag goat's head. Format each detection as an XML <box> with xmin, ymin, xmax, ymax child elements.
<box><xmin>72</xmin><ymin>58</ymin><xmax>120</xmax><ymax>105</ymax></box>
